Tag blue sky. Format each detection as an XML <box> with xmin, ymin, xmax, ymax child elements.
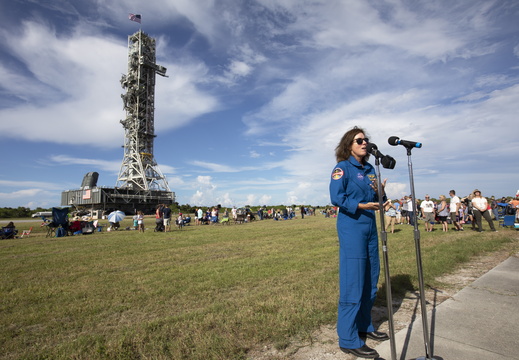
<box><xmin>1</xmin><ymin>0</ymin><xmax>518</xmax><ymax>209</ymax></box>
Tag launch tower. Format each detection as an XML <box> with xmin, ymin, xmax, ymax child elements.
<box><xmin>117</xmin><ymin>30</ymin><xmax>170</xmax><ymax>191</ymax></box>
<box><xmin>61</xmin><ymin>30</ymin><xmax>174</xmax><ymax>214</ymax></box>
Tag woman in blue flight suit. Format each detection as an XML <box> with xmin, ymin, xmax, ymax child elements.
<box><xmin>330</xmin><ymin>127</ymin><xmax>388</xmax><ymax>359</ymax></box>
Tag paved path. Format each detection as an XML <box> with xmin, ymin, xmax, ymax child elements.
<box><xmin>374</xmin><ymin>256</ymin><xmax>519</xmax><ymax>360</ymax></box>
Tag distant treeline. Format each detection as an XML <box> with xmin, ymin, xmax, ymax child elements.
<box><xmin>0</xmin><ymin>207</ymin><xmax>51</xmax><ymax>219</ymax></box>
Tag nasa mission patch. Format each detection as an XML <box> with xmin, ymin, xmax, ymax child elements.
<box><xmin>331</xmin><ymin>167</ymin><xmax>344</xmax><ymax>180</ymax></box>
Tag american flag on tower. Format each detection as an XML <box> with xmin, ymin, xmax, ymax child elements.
<box><xmin>129</xmin><ymin>13</ymin><xmax>142</xmax><ymax>23</ymax></box>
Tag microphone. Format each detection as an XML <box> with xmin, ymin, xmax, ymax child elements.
<box><xmin>366</xmin><ymin>143</ymin><xmax>383</xmax><ymax>158</ymax></box>
<box><xmin>366</xmin><ymin>143</ymin><xmax>396</xmax><ymax>169</ymax></box>
<box><xmin>388</xmin><ymin>136</ymin><xmax>422</xmax><ymax>148</ymax></box>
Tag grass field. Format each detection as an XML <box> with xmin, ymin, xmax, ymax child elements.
<box><xmin>1</xmin><ymin>215</ymin><xmax>517</xmax><ymax>359</ymax></box>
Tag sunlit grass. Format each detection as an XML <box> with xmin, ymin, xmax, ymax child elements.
<box><xmin>1</xmin><ymin>215</ymin><xmax>517</xmax><ymax>359</ymax></box>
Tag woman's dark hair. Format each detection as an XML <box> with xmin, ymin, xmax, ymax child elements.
<box><xmin>335</xmin><ymin>126</ymin><xmax>369</xmax><ymax>163</ymax></box>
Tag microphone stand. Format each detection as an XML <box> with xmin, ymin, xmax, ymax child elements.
<box><xmin>374</xmin><ymin>157</ymin><xmax>397</xmax><ymax>360</ymax></box>
<box><xmin>405</xmin><ymin>147</ymin><xmax>433</xmax><ymax>360</ymax></box>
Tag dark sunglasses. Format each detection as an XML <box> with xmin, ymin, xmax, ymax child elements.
<box><xmin>354</xmin><ymin>137</ymin><xmax>369</xmax><ymax>145</ymax></box>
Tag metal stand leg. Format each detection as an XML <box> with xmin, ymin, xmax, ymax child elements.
<box><xmin>406</xmin><ymin>149</ymin><xmax>433</xmax><ymax>360</ymax></box>
<box><xmin>374</xmin><ymin>159</ymin><xmax>397</xmax><ymax>360</ymax></box>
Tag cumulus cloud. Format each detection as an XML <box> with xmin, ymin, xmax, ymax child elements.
<box><xmin>0</xmin><ymin>19</ymin><xmax>219</xmax><ymax>148</ymax></box>
<box><xmin>189</xmin><ymin>175</ymin><xmax>239</xmax><ymax>206</ymax></box>
<box><xmin>191</xmin><ymin>161</ymin><xmax>241</xmax><ymax>173</ymax></box>
<box><xmin>258</xmin><ymin>194</ymin><xmax>272</xmax><ymax>205</ymax></box>
<box><xmin>0</xmin><ymin>188</ymin><xmax>58</xmax><ymax>209</ymax></box>
<box><xmin>47</xmin><ymin>155</ymin><xmax>121</xmax><ymax>172</ymax></box>
<box><xmin>0</xmin><ymin>180</ymin><xmax>64</xmax><ymax>191</ymax></box>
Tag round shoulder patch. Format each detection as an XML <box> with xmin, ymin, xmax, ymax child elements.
<box><xmin>331</xmin><ymin>167</ymin><xmax>344</xmax><ymax>180</ymax></box>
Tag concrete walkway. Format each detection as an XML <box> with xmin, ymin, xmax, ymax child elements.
<box><xmin>374</xmin><ymin>256</ymin><xmax>519</xmax><ymax>360</ymax></box>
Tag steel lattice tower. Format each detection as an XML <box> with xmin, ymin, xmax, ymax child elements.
<box><xmin>117</xmin><ymin>30</ymin><xmax>170</xmax><ymax>192</ymax></box>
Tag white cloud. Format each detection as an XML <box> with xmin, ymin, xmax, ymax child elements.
<box><xmin>155</xmin><ymin>61</ymin><xmax>220</xmax><ymax>130</ymax></box>
<box><xmin>0</xmin><ymin>180</ymin><xmax>63</xmax><ymax>191</ymax></box>
<box><xmin>474</xmin><ymin>74</ymin><xmax>513</xmax><ymax>88</ymax></box>
<box><xmin>258</xmin><ymin>194</ymin><xmax>272</xmax><ymax>205</ymax></box>
<box><xmin>196</xmin><ymin>175</ymin><xmax>215</xmax><ymax>187</ymax></box>
<box><xmin>48</xmin><ymin>155</ymin><xmax>121</xmax><ymax>172</ymax></box>
<box><xmin>188</xmin><ymin>176</ymin><xmax>239</xmax><ymax>206</ymax></box>
<box><xmin>191</xmin><ymin>161</ymin><xmax>240</xmax><ymax>173</ymax></box>
<box><xmin>191</xmin><ymin>160</ymin><xmax>279</xmax><ymax>173</ymax></box>
<box><xmin>227</xmin><ymin>60</ymin><xmax>252</xmax><ymax>77</ymax></box>
<box><xmin>0</xmin><ymin>21</ymin><xmax>126</xmax><ymax>146</ymax></box>
<box><xmin>0</xmin><ymin>188</ymin><xmax>45</xmax><ymax>199</ymax></box>
<box><xmin>0</xmin><ymin>188</ymin><xmax>57</xmax><ymax>209</ymax></box>
<box><xmin>0</xmin><ymin>20</ymin><xmax>219</xmax><ymax>148</ymax></box>
<box><xmin>241</xmin><ymin>194</ymin><xmax>253</xmax><ymax>206</ymax></box>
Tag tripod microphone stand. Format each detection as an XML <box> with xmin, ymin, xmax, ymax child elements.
<box><xmin>404</xmin><ymin>146</ymin><xmax>433</xmax><ymax>360</ymax></box>
<box><xmin>374</xmin><ymin>157</ymin><xmax>397</xmax><ymax>360</ymax></box>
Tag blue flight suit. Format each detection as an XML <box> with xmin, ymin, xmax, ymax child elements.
<box><xmin>329</xmin><ymin>155</ymin><xmax>381</xmax><ymax>349</ymax></box>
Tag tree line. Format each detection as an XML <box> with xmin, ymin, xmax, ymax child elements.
<box><xmin>0</xmin><ymin>207</ymin><xmax>51</xmax><ymax>219</ymax></box>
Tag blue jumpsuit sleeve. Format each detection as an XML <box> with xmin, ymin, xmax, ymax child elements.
<box><xmin>329</xmin><ymin>163</ymin><xmax>359</xmax><ymax>215</ymax></box>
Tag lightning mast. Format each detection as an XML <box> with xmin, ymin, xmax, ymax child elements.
<box><xmin>117</xmin><ymin>30</ymin><xmax>170</xmax><ymax>192</ymax></box>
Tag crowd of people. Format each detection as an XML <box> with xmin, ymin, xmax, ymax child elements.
<box><xmin>136</xmin><ymin>204</ymin><xmax>318</xmax><ymax>232</ymax></box>
<box><xmin>383</xmin><ymin>189</ymin><xmax>519</xmax><ymax>233</ymax></box>
<box><xmin>191</xmin><ymin>206</ymin><xmax>316</xmax><ymax>225</ymax></box>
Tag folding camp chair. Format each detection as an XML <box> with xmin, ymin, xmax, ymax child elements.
<box><xmin>45</xmin><ymin>207</ymin><xmax>69</xmax><ymax>237</ymax></box>
<box><xmin>1</xmin><ymin>227</ymin><xmax>17</xmax><ymax>239</ymax></box>
<box><xmin>499</xmin><ymin>215</ymin><xmax>515</xmax><ymax>228</ymax></box>
<box><xmin>219</xmin><ymin>216</ymin><xmax>230</xmax><ymax>225</ymax></box>
<box><xmin>81</xmin><ymin>221</ymin><xmax>95</xmax><ymax>235</ymax></box>
<box><xmin>21</xmin><ymin>227</ymin><xmax>33</xmax><ymax>238</ymax></box>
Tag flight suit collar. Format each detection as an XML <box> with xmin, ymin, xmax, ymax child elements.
<box><xmin>348</xmin><ymin>155</ymin><xmax>365</xmax><ymax>169</ymax></box>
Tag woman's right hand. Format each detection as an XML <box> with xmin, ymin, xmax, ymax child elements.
<box><xmin>358</xmin><ymin>202</ymin><xmax>380</xmax><ymax>211</ymax></box>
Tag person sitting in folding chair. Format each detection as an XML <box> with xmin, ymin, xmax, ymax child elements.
<box><xmin>69</xmin><ymin>217</ymin><xmax>83</xmax><ymax>235</ymax></box>
<box><xmin>1</xmin><ymin>222</ymin><xmax>18</xmax><ymax>239</ymax></box>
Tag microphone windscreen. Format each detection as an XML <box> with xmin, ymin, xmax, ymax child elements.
<box><xmin>366</xmin><ymin>142</ymin><xmax>378</xmax><ymax>152</ymax></box>
<box><xmin>382</xmin><ymin>156</ymin><xmax>396</xmax><ymax>169</ymax></box>
<box><xmin>388</xmin><ymin>136</ymin><xmax>399</xmax><ymax>146</ymax></box>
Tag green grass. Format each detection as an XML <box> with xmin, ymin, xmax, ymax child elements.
<box><xmin>1</xmin><ymin>216</ymin><xmax>517</xmax><ymax>359</ymax></box>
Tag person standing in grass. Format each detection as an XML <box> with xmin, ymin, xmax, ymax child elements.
<box><xmin>162</xmin><ymin>204</ymin><xmax>172</xmax><ymax>232</ymax></box>
<box><xmin>329</xmin><ymin>126</ymin><xmax>389</xmax><ymax>359</ymax></box>
<box><xmin>437</xmin><ymin>195</ymin><xmax>450</xmax><ymax>232</ymax></box>
<box><xmin>155</xmin><ymin>204</ymin><xmax>164</xmax><ymax>231</ymax></box>
<box><xmin>471</xmin><ymin>189</ymin><xmax>497</xmax><ymax>232</ymax></box>
<box><xmin>420</xmin><ymin>195</ymin><xmax>435</xmax><ymax>232</ymax></box>
<box><xmin>449</xmin><ymin>190</ymin><xmax>463</xmax><ymax>231</ymax></box>
<box><xmin>197</xmin><ymin>208</ymin><xmax>203</xmax><ymax>225</ymax></box>
<box><xmin>132</xmin><ymin>213</ymin><xmax>139</xmax><ymax>230</ymax></box>
<box><xmin>137</xmin><ymin>211</ymin><xmax>145</xmax><ymax>232</ymax></box>
<box><xmin>384</xmin><ymin>200</ymin><xmax>397</xmax><ymax>233</ymax></box>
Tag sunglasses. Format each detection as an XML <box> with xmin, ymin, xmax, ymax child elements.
<box><xmin>354</xmin><ymin>137</ymin><xmax>369</xmax><ymax>145</ymax></box>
